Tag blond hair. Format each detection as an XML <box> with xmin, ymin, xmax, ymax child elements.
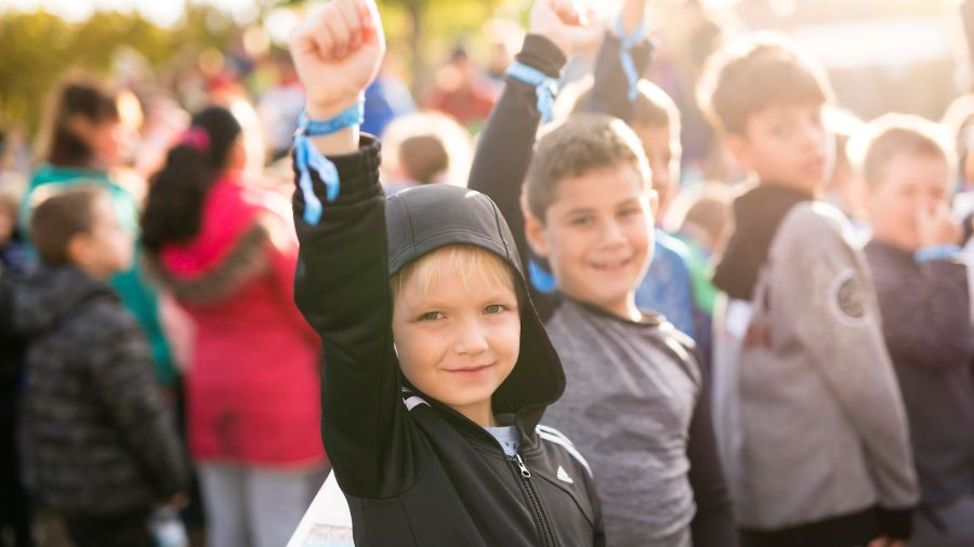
<box><xmin>391</xmin><ymin>244</ymin><xmax>516</xmax><ymax>303</ymax></box>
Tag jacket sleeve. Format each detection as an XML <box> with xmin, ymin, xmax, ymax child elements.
<box><xmin>467</xmin><ymin>34</ymin><xmax>566</xmax><ymax>319</ymax></box>
<box><xmin>871</xmin><ymin>258</ymin><xmax>972</xmax><ymax>370</ymax></box>
<box><xmin>686</xmin><ymin>368</ymin><xmax>737</xmax><ymax>547</ymax></box>
<box><xmin>582</xmin><ymin>31</ymin><xmax>654</xmax><ymax>121</ymax></box>
<box><xmin>292</xmin><ymin>136</ymin><xmax>417</xmax><ymax>498</ymax></box>
<box><xmin>88</xmin><ymin>310</ymin><xmax>187</xmax><ymax>500</ymax></box>
<box><xmin>773</xmin><ymin>208</ymin><xmax>918</xmax><ymax>535</ymax></box>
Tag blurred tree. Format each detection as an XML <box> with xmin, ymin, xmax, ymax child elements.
<box><xmin>0</xmin><ymin>6</ymin><xmax>237</xmax><ymax>142</ymax></box>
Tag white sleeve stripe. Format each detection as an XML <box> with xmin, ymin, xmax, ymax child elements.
<box><xmin>538</xmin><ymin>431</ymin><xmax>593</xmax><ymax>478</ymax></box>
<box><xmin>536</xmin><ymin>424</ymin><xmax>572</xmax><ymax>444</ymax></box>
<box><xmin>403</xmin><ymin>395</ymin><xmax>429</xmax><ymax>411</ymax></box>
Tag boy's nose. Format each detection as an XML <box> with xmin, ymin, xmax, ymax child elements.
<box><xmin>600</xmin><ymin>219</ymin><xmax>628</xmax><ymax>246</ymax></box>
<box><xmin>454</xmin><ymin>319</ymin><xmax>490</xmax><ymax>356</ymax></box>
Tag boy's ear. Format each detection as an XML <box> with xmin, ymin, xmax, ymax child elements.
<box><xmin>520</xmin><ymin>193</ymin><xmax>550</xmax><ymax>258</ymax></box>
<box><xmin>724</xmin><ymin>133</ymin><xmax>754</xmax><ymax>172</ymax></box>
<box><xmin>647</xmin><ymin>188</ymin><xmax>660</xmax><ymax>218</ymax></box>
<box><xmin>66</xmin><ymin>233</ymin><xmax>91</xmax><ymax>267</ymax></box>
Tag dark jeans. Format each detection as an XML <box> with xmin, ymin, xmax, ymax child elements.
<box><xmin>65</xmin><ymin>511</ymin><xmax>154</xmax><ymax>547</ymax></box>
<box><xmin>0</xmin><ymin>409</ymin><xmax>33</xmax><ymax>547</ymax></box>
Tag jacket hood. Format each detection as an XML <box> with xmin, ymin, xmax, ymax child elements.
<box><xmin>713</xmin><ymin>183</ymin><xmax>811</xmax><ymax>301</ymax></box>
<box><xmin>385</xmin><ymin>184</ymin><xmax>565</xmax><ymax>430</ymax></box>
<box><xmin>146</xmin><ymin>178</ymin><xmax>275</xmax><ymax>304</ymax></box>
<box><xmin>11</xmin><ymin>266</ymin><xmax>114</xmax><ymax>336</ymax></box>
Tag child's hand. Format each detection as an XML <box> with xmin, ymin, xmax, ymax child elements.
<box><xmin>918</xmin><ymin>202</ymin><xmax>961</xmax><ymax>248</ymax></box>
<box><xmin>289</xmin><ymin>0</ymin><xmax>386</xmax><ymax>119</ymax></box>
<box><xmin>529</xmin><ymin>0</ymin><xmax>602</xmax><ymax>58</ymax></box>
<box><xmin>619</xmin><ymin>0</ymin><xmax>648</xmax><ymax>35</ymax></box>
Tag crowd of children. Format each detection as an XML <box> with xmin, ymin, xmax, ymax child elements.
<box><xmin>6</xmin><ymin>0</ymin><xmax>974</xmax><ymax>546</ymax></box>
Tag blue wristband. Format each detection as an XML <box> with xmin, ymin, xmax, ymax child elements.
<box><xmin>506</xmin><ymin>61</ymin><xmax>559</xmax><ymax>123</ymax></box>
<box><xmin>614</xmin><ymin>16</ymin><xmax>646</xmax><ymax>102</ymax></box>
<box><xmin>298</xmin><ymin>102</ymin><xmax>365</xmax><ymax>137</ymax></box>
<box><xmin>293</xmin><ymin>102</ymin><xmax>365</xmax><ymax>225</ymax></box>
<box><xmin>914</xmin><ymin>244</ymin><xmax>961</xmax><ymax>264</ymax></box>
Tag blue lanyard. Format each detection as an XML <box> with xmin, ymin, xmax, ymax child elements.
<box><xmin>615</xmin><ymin>17</ymin><xmax>646</xmax><ymax>102</ymax></box>
<box><xmin>293</xmin><ymin>102</ymin><xmax>364</xmax><ymax>225</ymax></box>
<box><xmin>507</xmin><ymin>60</ymin><xmax>559</xmax><ymax>123</ymax></box>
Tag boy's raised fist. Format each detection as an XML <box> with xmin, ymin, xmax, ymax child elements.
<box><xmin>529</xmin><ymin>0</ymin><xmax>602</xmax><ymax>57</ymax></box>
<box><xmin>289</xmin><ymin>0</ymin><xmax>386</xmax><ymax>119</ymax></box>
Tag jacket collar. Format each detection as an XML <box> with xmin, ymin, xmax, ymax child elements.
<box><xmin>713</xmin><ymin>183</ymin><xmax>812</xmax><ymax>300</ymax></box>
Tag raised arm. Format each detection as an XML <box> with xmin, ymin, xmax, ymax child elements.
<box><xmin>468</xmin><ymin>0</ymin><xmax>598</xmax><ymax>315</ymax></box>
<box><xmin>584</xmin><ymin>0</ymin><xmax>654</xmax><ymax>121</ymax></box>
<box><xmin>289</xmin><ymin>0</ymin><xmax>416</xmax><ymax>498</ymax></box>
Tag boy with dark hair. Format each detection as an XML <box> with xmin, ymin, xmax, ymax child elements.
<box><xmin>12</xmin><ymin>185</ymin><xmax>187</xmax><ymax>547</ymax></box>
<box><xmin>468</xmin><ymin>1</ymin><xmax>736</xmax><ymax>545</ymax></box>
<box><xmin>287</xmin><ymin>1</ymin><xmax>605</xmax><ymax>545</ymax></box>
<box><xmin>561</xmin><ymin>15</ymin><xmax>705</xmax><ymax>351</ymax></box>
<box><xmin>698</xmin><ymin>33</ymin><xmax>919</xmax><ymax>546</ymax></box>
<box><xmin>856</xmin><ymin>114</ymin><xmax>974</xmax><ymax>547</ymax></box>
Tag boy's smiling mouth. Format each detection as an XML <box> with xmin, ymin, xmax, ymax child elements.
<box><xmin>588</xmin><ymin>256</ymin><xmax>634</xmax><ymax>272</ymax></box>
<box><xmin>444</xmin><ymin>363</ymin><xmax>496</xmax><ymax>378</ymax></box>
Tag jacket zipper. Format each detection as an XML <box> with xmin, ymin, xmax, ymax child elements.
<box><xmin>512</xmin><ymin>453</ymin><xmax>556</xmax><ymax>547</ymax></box>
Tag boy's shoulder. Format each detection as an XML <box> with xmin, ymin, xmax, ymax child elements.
<box><xmin>535</xmin><ymin>424</ymin><xmax>594</xmax><ymax>480</ymax></box>
<box><xmin>774</xmin><ymin>200</ymin><xmax>855</xmax><ymax>256</ymax></box>
<box><xmin>17</xmin><ymin>267</ymin><xmax>132</xmax><ymax>344</ymax></box>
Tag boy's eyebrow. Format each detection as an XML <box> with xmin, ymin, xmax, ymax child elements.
<box><xmin>560</xmin><ymin>197</ymin><xmax>644</xmax><ymax>217</ymax></box>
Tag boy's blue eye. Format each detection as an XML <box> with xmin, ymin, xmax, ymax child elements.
<box><xmin>419</xmin><ymin>311</ymin><xmax>444</xmax><ymax>321</ymax></box>
<box><xmin>485</xmin><ymin>304</ymin><xmax>506</xmax><ymax>314</ymax></box>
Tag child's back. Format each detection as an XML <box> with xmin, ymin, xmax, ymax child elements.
<box><xmin>13</xmin><ymin>185</ymin><xmax>186</xmax><ymax>547</ymax></box>
<box><xmin>16</xmin><ymin>265</ymin><xmax>186</xmax><ymax>519</ymax></box>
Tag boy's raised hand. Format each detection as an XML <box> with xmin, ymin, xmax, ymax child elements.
<box><xmin>918</xmin><ymin>202</ymin><xmax>961</xmax><ymax>248</ymax></box>
<box><xmin>529</xmin><ymin>0</ymin><xmax>602</xmax><ymax>58</ymax></box>
<box><xmin>289</xmin><ymin>0</ymin><xmax>386</xmax><ymax>120</ymax></box>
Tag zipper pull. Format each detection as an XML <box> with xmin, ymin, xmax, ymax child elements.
<box><xmin>513</xmin><ymin>453</ymin><xmax>532</xmax><ymax>478</ymax></box>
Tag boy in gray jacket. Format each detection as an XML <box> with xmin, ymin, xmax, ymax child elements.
<box><xmin>698</xmin><ymin>34</ymin><xmax>919</xmax><ymax>546</ymax></box>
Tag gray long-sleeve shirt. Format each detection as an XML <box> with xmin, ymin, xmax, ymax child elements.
<box><xmin>543</xmin><ymin>298</ymin><xmax>733</xmax><ymax>547</ymax></box>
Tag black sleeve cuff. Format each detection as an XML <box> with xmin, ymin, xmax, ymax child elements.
<box><xmin>600</xmin><ymin>31</ymin><xmax>655</xmax><ymax>73</ymax></box>
<box><xmin>877</xmin><ymin>506</ymin><xmax>913</xmax><ymax>540</ymax></box>
<box><xmin>515</xmin><ymin>34</ymin><xmax>568</xmax><ymax>79</ymax></box>
<box><xmin>292</xmin><ymin>134</ymin><xmax>383</xmax><ymax>218</ymax></box>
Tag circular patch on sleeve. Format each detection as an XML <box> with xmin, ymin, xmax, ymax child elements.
<box><xmin>829</xmin><ymin>268</ymin><xmax>869</xmax><ymax>327</ymax></box>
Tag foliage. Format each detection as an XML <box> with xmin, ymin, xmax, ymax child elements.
<box><xmin>0</xmin><ymin>6</ymin><xmax>237</xmax><ymax>136</ymax></box>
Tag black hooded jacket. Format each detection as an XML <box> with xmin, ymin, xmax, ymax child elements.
<box><xmin>10</xmin><ymin>266</ymin><xmax>186</xmax><ymax>517</ymax></box>
<box><xmin>292</xmin><ymin>137</ymin><xmax>605</xmax><ymax>546</ymax></box>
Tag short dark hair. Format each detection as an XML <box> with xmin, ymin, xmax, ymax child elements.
<box><xmin>29</xmin><ymin>185</ymin><xmax>104</xmax><ymax>266</ymax></box>
<box><xmin>697</xmin><ymin>33</ymin><xmax>833</xmax><ymax>135</ymax></box>
<box><xmin>399</xmin><ymin>134</ymin><xmax>450</xmax><ymax>184</ymax></box>
<box><xmin>526</xmin><ymin>114</ymin><xmax>650</xmax><ymax>221</ymax></box>
<box><xmin>848</xmin><ymin>113</ymin><xmax>954</xmax><ymax>189</ymax></box>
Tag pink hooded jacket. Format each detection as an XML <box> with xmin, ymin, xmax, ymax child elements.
<box><xmin>149</xmin><ymin>176</ymin><xmax>324</xmax><ymax>467</ymax></box>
